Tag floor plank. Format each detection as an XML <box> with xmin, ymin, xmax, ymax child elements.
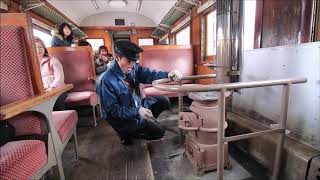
<box><xmin>61</xmin><ymin>117</ymin><xmax>154</xmax><ymax>180</ymax></box>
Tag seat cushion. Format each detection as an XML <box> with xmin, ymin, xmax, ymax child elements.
<box><xmin>64</xmin><ymin>91</ymin><xmax>98</xmax><ymax>107</ymax></box>
<box><xmin>0</xmin><ymin>140</ymin><xmax>47</xmax><ymax>180</ymax></box>
<box><xmin>53</xmin><ymin>110</ymin><xmax>78</xmax><ymax>143</ymax></box>
<box><xmin>141</xmin><ymin>87</ymin><xmax>186</xmax><ymax>98</ymax></box>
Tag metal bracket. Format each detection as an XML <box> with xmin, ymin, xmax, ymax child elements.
<box><xmin>182</xmin><ymin>0</ymin><xmax>200</xmax><ymax>6</ymax></box>
<box><xmin>159</xmin><ymin>23</ymin><xmax>172</xmax><ymax>29</ymax></box>
<box><xmin>156</xmin><ymin>26</ymin><xmax>169</xmax><ymax>32</ymax></box>
<box><xmin>174</xmin><ymin>6</ymin><xmax>190</xmax><ymax>15</ymax></box>
<box><xmin>23</xmin><ymin>1</ymin><xmax>45</xmax><ymax>11</ymax></box>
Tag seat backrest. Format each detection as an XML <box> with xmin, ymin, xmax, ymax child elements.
<box><xmin>140</xmin><ymin>45</ymin><xmax>194</xmax><ymax>85</ymax></box>
<box><xmin>47</xmin><ymin>46</ymin><xmax>96</xmax><ymax>92</ymax></box>
<box><xmin>0</xmin><ymin>13</ymin><xmax>44</xmax><ymax>135</ymax></box>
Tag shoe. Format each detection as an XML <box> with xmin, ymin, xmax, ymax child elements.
<box><xmin>120</xmin><ymin>137</ymin><xmax>132</xmax><ymax>146</ymax></box>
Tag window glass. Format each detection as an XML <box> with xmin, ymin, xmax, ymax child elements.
<box><xmin>206</xmin><ymin>10</ymin><xmax>216</xmax><ymax>56</ymax></box>
<box><xmin>138</xmin><ymin>38</ymin><xmax>154</xmax><ymax>46</ymax></box>
<box><xmin>33</xmin><ymin>29</ymin><xmax>52</xmax><ymax>47</ymax></box>
<box><xmin>244</xmin><ymin>0</ymin><xmax>256</xmax><ymax>50</ymax></box>
<box><xmin>86</xmin><ymin>39</ymin><xmax>104</xmax><ymax>51</ymax></box>
<box><xmin>176</xmin><ymin>26</ymin><xmax>190</xmax><ymax>45</ymax></box>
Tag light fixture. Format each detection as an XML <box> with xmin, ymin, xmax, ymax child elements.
<box><xmin>109</xmin><ymin>0</ymin><xmax>127</xmax><ymax>8</ymax></box>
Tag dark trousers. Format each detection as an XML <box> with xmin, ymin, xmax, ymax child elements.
<box><xmin>127</xmin><ymin>96</ymin><xmax>170</xmax><ymax>140</ymax></box>
<box><xmin>53</xmin><ymin>92</ymin><xmax>67</xmax><ymax>111</ymax></box>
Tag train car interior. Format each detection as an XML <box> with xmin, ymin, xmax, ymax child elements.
<box><xmin>0</xmin><ymin>0</ymin><xmax>320</xmax><ymax>180</ymax></box>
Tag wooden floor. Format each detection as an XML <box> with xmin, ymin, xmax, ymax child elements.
<box><xmin>50</xmin><ymin>101</ymin><xmax>268</xmax><ymax>180</ymax></box>
<box><xmin>61</xmin><ymin>117</ymin><xmax>154</xmax><ymax>180</ymax></box>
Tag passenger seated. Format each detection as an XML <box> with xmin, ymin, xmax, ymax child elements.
<box><xmin>35</xmin><ymin>37</ymin><xmax>67</xmax><ymax>111</ymax></box>
<box><xmin>95</xmin><ymin>45</ymin><xmax>112</xmax><ymax>75</ymax></box>
<box><xmin>78</xmin><ymin>39</ymin><xmax>91</xmax><ymax>47</ymax></box>
<box><xmin>96</xmin><ymin>41</ymin><xmax>182</xmax><ymax>145</ymax></box>
<box><xmin>51</xmin><ymin>23</ymin><xmax>74</xmax><ymax>47</ymax></box>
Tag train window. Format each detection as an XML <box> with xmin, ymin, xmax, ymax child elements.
<box><xmin>138</xmin><ymin>38</ymin><xmax>154</xmax><ymax>46</ymax></box>
<box><xmin>206</xmin><ymin>10</ymin><xmax>217</xmax><ymax>56</ymax></box>
<box><xmin>86</xmin><ymin>39</ymin><xmax>104</xmax><ymax>51</ymax></box>
<box><xmin>33</xmin><ymin>29</ymin><xmax>51</xmax><ymax>47</ymax></box>
<box><xmin>175</xmin><ymin>26</ymin><xmax>190</xmax><ymax>45</ymax></box>
<box><xmin>244</xmin><ymin>0</ymin><xmax>256</xmax><ymax>50</ymax></box>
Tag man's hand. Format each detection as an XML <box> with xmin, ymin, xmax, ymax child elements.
<box><xmin>139</xmin><ymin>107</ymin><xmax>154</xmax><ymax>119</ymax></box>
<box><xmin>168</xmin><ymin>70</ymin><xmax>182</xmax><ymax>82</ymax></box>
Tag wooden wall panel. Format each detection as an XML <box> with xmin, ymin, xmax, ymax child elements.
<box><xmin>196</xmin><ymin>65</ymin><xmax>216</xmax><ymax>85</ymax></box>
<box><xmin>130</xmin><ymin>29</ymin><xmax>155</xmax><ymax>45</ymax></box>
<box><xmin>191</xmin><ymin>14</ymin><xmax>201</xmax><ymax>65</ymax></box>
<box><xmin>261</xmin><ymin>0</ymin><xmax>313</xmax><ymax>48</ymax></box>
<box><xmin>82</xmin><ymin>28</ymin><xmax>156</xmax><ymax>51</ymax></box>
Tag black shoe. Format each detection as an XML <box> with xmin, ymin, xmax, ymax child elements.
<box><xmin>120</xmin><ymin>137</ymin><xmax>132</xmax><ymax>146</ymax></box>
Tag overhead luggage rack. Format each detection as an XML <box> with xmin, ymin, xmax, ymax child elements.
<box><xmin>17</xmin><ymin>0</ymin><xmax>87</xmax><ymax>38</ymax></box>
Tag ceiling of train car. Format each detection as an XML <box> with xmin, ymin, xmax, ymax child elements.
<box><xmin>47</xmin><ymin>0</ymin><xmax>177</xmax><ymax>26</ymax></box>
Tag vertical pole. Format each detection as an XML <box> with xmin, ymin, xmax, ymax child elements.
<box><xmin>271</xmin><ymin>83</ymin><xmax>291</xmax><ymax>180</ymax></box>
<box><xmin>217</xmin><ymin>88</ymin><xmax>226</xmax><ymax>180</ymax></box>
<box><xmin>178</xmin><ymin>81</ymin><xmax>184</xmax><ymax>144</ymax></box>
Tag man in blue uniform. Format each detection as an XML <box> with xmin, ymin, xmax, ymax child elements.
<box><xmin>96</xmin><ymin>40</ymin><xmax>182</xmax><ymax>145</ymax></box>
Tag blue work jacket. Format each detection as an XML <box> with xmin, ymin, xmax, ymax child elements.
<box><xmin>96</xmin><ymin>60</ymin><xmax>168</xmax><ymax>135</ymax></box>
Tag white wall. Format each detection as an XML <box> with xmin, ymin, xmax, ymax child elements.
<box><xmin>80</xmin><ymin>11</ymin><xmax>156</xmax><ymax>27</ymax></box>
<box><xmin>233</xmin><ymin>42</ymin><xmax>320</xmax><ymax>150</ymax></box>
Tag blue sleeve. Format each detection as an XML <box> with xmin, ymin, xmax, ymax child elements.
<box><xmin>96</xmin><ymin>64</ymin><xmax>108</xmax><ymax>75</ymax></box>
<box><xmin>51</xmin><ymin>36</ymin><xmax>62</xmax><ymax>47</ymax></box>
<box><xmin>135</xmin><ymin>64</ymin><xmax>169</xmax><ymax>84</ymax></box>
<box><xmin>99</xmin><ymin>78</ymin><xmax>139</xmax><ymax>120</ymax></box>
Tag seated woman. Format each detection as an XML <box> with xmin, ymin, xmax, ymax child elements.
<box><xmin>95</xmin><ymin>45</ymin><xmax>112</xmax><ymax>75</ymax></box>
<box><xmin>51</xmin><ymin>23</ymin><xmax>74</xmax><ymax>47</ymax></box>
<box><xmin>35</xmin><ymin>37</ymin><xmax>67</xmax><ymax>111</ymax></box>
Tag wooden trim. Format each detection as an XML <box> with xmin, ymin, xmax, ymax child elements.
<box><xmin>2</xmin><ymin>0</ymin><xmax>54</xmax><ymax>28</ymax></box>
<box><xmin>0</xmin><ymin>84</ymin><xmax>73</xmax><ymax>120</ymax></box>
<box><xmin>140</xmin><ymin>45</ymin><xmax>192</xmax><ymax>51</ymax></box>
<box><xmin>254</xmin><ymin>0</ymin><xmax>263</xmax><ymax>49</ymax></box>
<box><xmin>1</xmin><ymin>13</ymin><xmax>45</xmax><ymax>95</ymax></box>
<box><xmin>47</xmin><ymin>46</ymin><xmax>96</xmax><ymax>76</ymax></box>
<box><xmin>81</xmin><ymin>26</ymin><xmax>156</xmax><ymax>31</ymax></box>
<box><xmin>0</xmin><ymin>13</ymin><xmax>29</xmax><ymax>26</ymax></box>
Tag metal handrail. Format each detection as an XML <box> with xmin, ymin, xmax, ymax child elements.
<box><xmin>152</xmin><ymin>76</ymin><xmax>307</xmax><ymax>92</ymax></box>
<box><xmin>152</xmin><ymin>75</ymin><xmax>307</xmax><ymax>180</ymax></box>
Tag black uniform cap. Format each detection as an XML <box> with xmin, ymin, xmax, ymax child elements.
<box><xmin>114</xmin><ymin>40</ymin><xmax>143</xmax><ymax>61</ymax></box>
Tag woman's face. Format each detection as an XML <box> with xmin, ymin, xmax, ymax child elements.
<box><xmin>36</xmin><ymin>41</ymin><xmax>45</xmax><ymax>61</ymax></box>
<box><xmin>63</xmin><ymin>25</ymin><xmax>71</xmax><ymax>37</ymax></box>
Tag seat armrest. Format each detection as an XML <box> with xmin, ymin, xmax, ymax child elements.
<box><xmin>0</xmin><ymin>84</ymin><xmax>73</xmax><ymax>120</ymax></box>
<box><xmin>88</xmin><ymin>75</ymin><xmax>99</xmax><ymax>82</ymax></box>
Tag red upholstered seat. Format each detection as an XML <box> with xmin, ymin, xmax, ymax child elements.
<box><xmin>64</xmin><ymin>91</ymin><xmax>98</xmax><ymax>107</ymax></box>
<box><xmin>48</xmin><ymin>47</ymin><xmax>100</xmax><ymax>126</ymax></box>
<box><xmin>0</xmin><ymin>140</ymin><xmax>47</xmax><ymax>180</ymax></box>
<box><xmin>139</xmin><ymin>45</ymin><xmax>194</xmax><ymax>98</ymax></box>
<box><xmin>53</xmin><ymin>110</ymin><xmax>78</xmax><ymax>143</ymax></box>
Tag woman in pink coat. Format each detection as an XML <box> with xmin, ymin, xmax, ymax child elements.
<box><xmin>35</xmin><ymin>37</ymin><xmax>67</xmax><ymax>111</ymax></box>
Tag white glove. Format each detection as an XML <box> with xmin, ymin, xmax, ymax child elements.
<box><xmin>168</xmin><ymin>70</ymin><xmax>182</xmax><ymax>82</ymax></box>
<box><xmin>139</xmin><ymin>107</ymin><xmax>154</xmax><ymax>119</ymax></box>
